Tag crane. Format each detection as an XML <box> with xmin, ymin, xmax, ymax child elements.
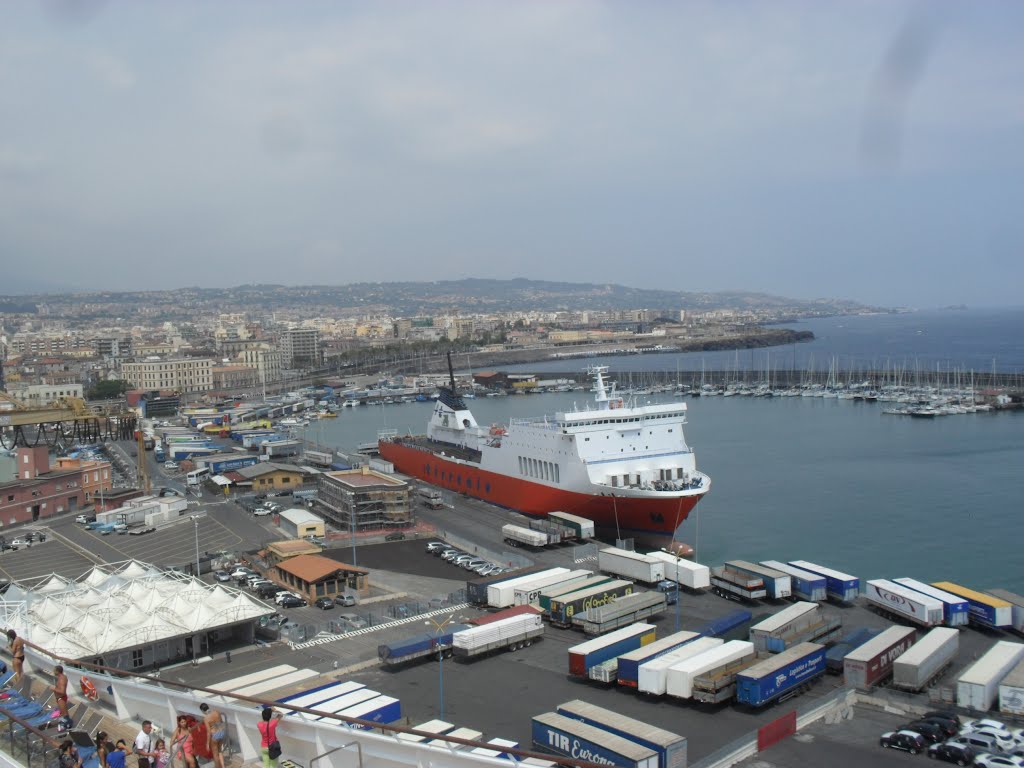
<box><xmin>0</xmin><ymin>392</ymin><xmax>137</xmax><ymax>448</ymax></box>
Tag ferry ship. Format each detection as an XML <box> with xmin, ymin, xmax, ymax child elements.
<box><xmin>378</xmin><ymin>362</ymin><xmax>710</xmax><ymax>541</ymax></box>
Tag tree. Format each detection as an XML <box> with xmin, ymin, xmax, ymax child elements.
<box><xmin>89</xmin><ymin>380</ymin><xmax>129</xmax><ymax>399</ymax></box>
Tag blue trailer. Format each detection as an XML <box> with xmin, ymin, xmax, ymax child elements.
<box><xmin>761</xmin><ymin>561</ymin><xmax>827</xmax><ymax>602</ymax></box>
<box><xmin>568</xmin><ymin>624</ymin><xmax>656</xmax><ymax>678</ymax></box>
<box><xmin>825</xmin><ymin>628</ymin><xmax>881</xmax><ymax>674</ymax></box>
<box><xmin>697</xmin><ymin>609</ymin><xmax>752</xmax><ymax>639</ymax></box>
<box><xmin>617</xmin><ymin>631</ymin><xmax>700</xmax><ymax>689</ymax></box>
<box><xmin>556</xmin><ymin>700</ymin><xmax>688</xmax><ymax>768</ymax></box>
<box><xmin>337</xmin><ymin>695</ymin><xmax>401</xmax><ymax>728</ymax></box>
<box><xmin>735</xmin><ymin>642</ymin><xmax>826</xmax><ymax>708</ymax></box>
<box><xmin>532</xmin><ymin>712</ymin><xmax>658</xmax><ymax>768</ymax></box>
<box><xmin>377</xmin><ymin>625</ymin><xmax>472</xmax><ymax>666</ymax></box>
<box><xmin>196</xmin><ymin>453</ymin><xmax>260</xmax><ymax>474</ymax></box>
<box><xmin>788</xmin><ymin>560</ymin><xmax>859</xmax><ymax>603</ymax></box>
<box><xmin>893</xmin><ymin>578</ymin><xmax>970</xmax><ymax>627</ymax></box>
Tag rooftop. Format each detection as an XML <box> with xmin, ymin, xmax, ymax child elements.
<box><xmin>276</xmin><ymin>554</ymin><xmax>367</xmax><ymax>582</ymax></box>
<box><xmin>235</xmin><ymin>462</ymin><xmax>305</xmax><ymax>479</ymax></box>
<box><xmin>325</xmin><ymin>467</ymin><xmax>406</xmax><ymax>488</ymax></box>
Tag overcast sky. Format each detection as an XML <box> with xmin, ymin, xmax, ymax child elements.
<box><xmin>1</xmin><ymin>2</ymin><xmax>1021</xmax><ymax>308</ymax></box>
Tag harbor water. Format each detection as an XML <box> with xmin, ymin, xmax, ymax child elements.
<box><xmin>308</xmin><ymin>392</ymin><xmax>1024</xmax><ymax>593</ymax></box>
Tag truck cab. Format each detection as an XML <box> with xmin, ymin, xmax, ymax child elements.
<box><xmin>656</xmin><ymin>580</ymin><xmax>679</xmax><ymax>605</ymax></box>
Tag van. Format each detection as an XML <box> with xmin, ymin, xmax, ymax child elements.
<box><xmin>948</xmin><ymin>733</ymin><xmax>1006</xmax><ymax>754</ymax></box>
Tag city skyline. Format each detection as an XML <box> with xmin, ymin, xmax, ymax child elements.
<box><xmin>2</xmin><ymin>2</ymin><xmax>1022</xmax><ymax>307</ymax></box>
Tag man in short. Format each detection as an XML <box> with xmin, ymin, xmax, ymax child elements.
<box><xmin>134</xmin><ymin>720</ymin><xmax>156</xmax><ymax>768</ymax></box>
<box><xmin>6</xmin><ymin>629</ymin><xmax>25</xmax><ymax>684</ymax></box>
<box><xmin>52</xmin><ymin>664</ymin><xmax>71</xmax><ymax>727</ymax></box>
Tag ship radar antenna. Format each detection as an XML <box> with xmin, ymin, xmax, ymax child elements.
<box><xmin>447</xmin><ymin>351</ymin><xmax>457</xmax><ymax>392</ymax></box>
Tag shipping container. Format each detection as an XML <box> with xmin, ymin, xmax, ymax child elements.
<box><xmin>698</xmin><ymin>609</ymin><xmax>753</xmax><ymax>639</ymax></box>
<box><xmin>760</xmin><ymin>561</ymin><xmax>827</xmax><ymax>602</ymax></box>
<box><xmin>548</xmin><ymin>511</ymin><xmax>596</xmax><ymax>539</ymax></box>
<box><xmin>893</xmin><ymin>578</ymin><xmax>970</xmax><ymax>627</ymax></box>
<box><xmin>932</xmin><ymin>582</ymin><xmax>1012</xmax><ymax>629</ymax></box>
<box><xmin>647</xmin><ymin>551</ymin><xmax>711</xmax><ymax>591</ymax></box>
<box><xmin>957</xmin><ymin>640</ymin><xmax>1024</xmax><ymax>711</ymax></box>
<box><xmin>427</xmin><ymin>727</ymin><xmax>484</xmax><ymax>749</ymax></box>
<box><xmin>532</xmin><ymin>712</ymin><xmax>658</xmax><ymax>768</ymax></box>
<box><xmin>618</xmin><ymin>632</ymin><xmax>700</xmax><ymax>689</ymax></box>
<box><xmin>637</xmin><ymin>638</ymin><xmax>724</xmax><ymax>696</ymax></box>
<box><xmin>710</xmin><ymin>566</ymin><xmax>766</xmax><ymax>602</ymax></box>
<box><xmin>549</xmin><ymin>580</ymin><xmax>634</xmax><ymax>628</ymax></box>
<box><xmin>514</xmin><ymin>570</ymin><xmax>592</xmax><ymax>607</ymax></box>
<box><xmin>502</xmin><ymin>524</ymin><xmax>549</xmax><ymax>548</ymax></box>
<box><xmin>749</xmin><ymin>602</ymin><xmax>821</xmax><ymax>653</ymax></box>
<box><xmin>891</xmin><ymin>627</ymin><xmax>960</xmax><ymax>692</ymax></box>
<box><xmin>725</xmin><ymin>561</ymin><xmax>792</xmax><ymax>599</ymax></box>
<box><xmin>467</xmin><ymin>565</ymin><xmax>550</xmax><ymax>606</ymax></box>
<box><xmin>843</xmin><ymin>625</ymin><xmax>916</xmax><ymax>689</ymax></box>
<box><xmin>735</xmin><ymin>642</ymin><xmax>826</xmax><ymax>708</ymax></box>
<box><xmin>337</xmin><ymin>695</ymin><xmax>401</xmax><ymax>728</ymax></box>
<box><xmin>377</xmin><ymin>624</ymin><xmax>473</xmax><ymax>665</ymax></box>
<box><xmin>666</xmin><ymin>640</ymin><xmax>755</xmax><ymax>700</ymax></box>
<box><xmin>787</xmin><ymin>560</ymin><xmax>859</xmax><ymax>603</ymax></box>
<box><xmin>568</xmin><ymin>623</ymin><xmax>657</xmax><ymax>677</ymax></box>
<box><xmin>488</xmin><ymin>568</ymin><xmax>570</xmax><ymax>609</ymax></box>
<box><xmin>452</xmin><ymin>613</ymin><xmax>544</xmax><ymax>658</ymax></box>
<box><xmin>539</xmin><ymin>575</ymin><xmax>610</xmax><ymax>614</ymax></box>
<box><xmin>398</xmin><ymin>720</ymin><xmax>456</xmax><ymax>743</ymax></box>
<box><xmin>865</xmin><ymin>579</ymin><xmax>945</xmax><ymax>627</ymax></box>
<box><xmin>556</xmin><ymin>700</ymin><xmax>688</xmax><ymax>768</ymax></box>
<box><xmin>987</xmin><ymin>589</ymin><xmax>1024</xmax><ymax>634</ymax></box>
<box><xmin>998</xmin><ymin>657</ymin><xmax>1024</xmax><ymax>716</ymax></box>
<box><xmin>598</xmin><ymin>548</ymin><xmax>666</xmax><ymax>584</ymax></box>
<box><xmin>574</xmin><ymin>592</ymin><xmax>667</xmax><ymax>636</ymax></box>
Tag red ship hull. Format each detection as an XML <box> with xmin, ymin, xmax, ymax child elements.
<box><xmin>379</xmin><ymin>439</ymin><xmax>705</xmax><ymax>538</ymax></box>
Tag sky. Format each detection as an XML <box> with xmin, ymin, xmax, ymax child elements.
<box><xmin>1</xmin><ymin>1</ymin><xmax>1022</xmax><ymax>308</ymax></box>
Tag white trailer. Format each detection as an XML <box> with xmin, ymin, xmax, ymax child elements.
<box><xmin>725</xmin><ymin>561</ymin><xmax>792</xmax><ymax>600</ymax></box>
<box><xmin>487</xmin><ymin>568</ymin><xmax>569</xmax><ymax>609</ymax></box>
<box><xmin>547</xmin><ymin>511</ymin><xmax>595</xmax><ymax>539</ymax></box>
<box><xmin>598</xmin><ymin>548</ymin><xmax>666</xmax><ymax>584</ymax></box>
<box><xmin>749</xmin><ymin>602</ymin><xmax>821</xmax><ymax>653</ymax></box>
<box><xmin>452</xmin><ymin>614</ymin><xmax>545</xmax><ymax>659</ymax></box>
<box><xmin>957</xmin><ymin>640</ymin><xmax>1024</xmax><ymax>711</ymax></box>
<box><xmin>637</xmin><ymin>637</ymin><xmax>723</xmax><ymax>696</ymax></box>
<box><xmin>865</xmin><ymin>579</ymin><xmax>945</xmax><ymax>627</ymax></box>
<box><xmin>647</xmin><ymin>551</ymin><xmax>711</xmax><ymax>590</ymax></box>
<box><xmin>502</xmin><ymin>524</ymin><xmax>548</xmax><ymax>548</ymax></box>
<box><xmin>892</xmin><ymin>627</ymin><xmax>960</xmax><ymax>692</ymax></box>
<box><xmin>666</xmin><ymin>640</ymin><xmax>756</xmax><ymax>700</ymax></box>
<box><xmin>988</xmin><ymin>589</ymin><xmax>1024</xmax><ymax>634</ymax></box>
<box><xmin>998</xmin><ymin>657</ymin><xmax>1024</xmax><ymax>716</ymax></box>
<box><xmin>514</xmin><ymin>569</ymin><xmax>591</xmax><ymax>607</ymax></box>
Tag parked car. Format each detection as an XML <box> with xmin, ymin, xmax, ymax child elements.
<box><xmin>964</xmin><ymin>719</ymin><xmax>1010</xmax><ymax>734</ymax></box>
<box><xmin>967</xmin><ymin>729</ymin><xmax>1018</xmax><ymax>752</ymax></box>
<box><xmin>948</xmin><ymin>733</ymin><xmax>1009</xmax><ymax>754</ymax></box>
<box><xmin>917</xmin><ymin>717</ymin><xmax>959</xmax><ymax>738</ymax></box>
<box><xmin>879</xmin><ymin>731</ymin><xmax>926</xmax><ymax>754</ymax></box>
<box><xmin>902</xmin><ymin>722</ymin><xmax>945</xmax><ymax>744</ymax></box>
<box><xmin>75</xmin><ymin>514</ymin><xmax>95</xmax><ymax>524</ymax></box>
<box><xmin>462</xmin><ymin>558</ymin><xmax>489</xmax><ymax>571</ymax></box>
<box><xmin>274</xmin><ymin>590</ymin><xmax>300</xmax><ymax>605</ymax></box>
<box><xmin>335</xmin><ymin>594</ymin><xmax>356</xmax><ymax>607</ymax></box>
<box><xmin>974</xmin><ymin>755</ymin><xmax>1024</xmax><ymax>768</ymax></box>
<box><xmin>927</xmin><ymin>742</ymin><xmax>977</xmax><ymax>766</ymax></box>
<box><xmin>164</xmin><ymin>461</ymin><xmax>179</xmax><ymax>470</ymax></box>
<box><xmin>253</xmin><ymin>508</ymin><xmax>273</xmax><ymax>517</ymax></box>
<box><xmin>425</xmin><ymin>541</ymin><xmax>447</xmax><ymax>553</ymax></box>
<box><xmin>279</xmin><ymin>595</ymin><xmax>307</xmax><ymax>608</ymax></box>
<box><xmin>213</xmin><ymin>570</ymin><xmax>232</xmax><ymax>583</ymax></box>
<box><xmin>314</xmin><ymin>597</ymin><xmax>334</xmax><ymax>610</ymax></box>
<box><xmin>338</xmin><ymin>613</ymin><xmax>367</xmax><ymax>629</ymax></box>
<box><xmin>385</xmin><ymin>532</ymin><xmax>406</xmax><ymax>541</ymax></box>
<box><xmin>10</xmin><ymin>539</ymin><xmax>29</xmax><ymax>548</ymax></box>
<box><xmin>231</xmin><ymin>567</ymin><xmax>256</xmax><ymax>579</ymax></box>
<box><xmin>925</xmin><ymin>711</ymin><xmax>961</xmax><ymax>728</ymax></box>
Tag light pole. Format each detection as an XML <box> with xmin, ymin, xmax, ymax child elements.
<box><xmin>424</xmin><ymin>614</ymin><xmax>463</xmax><ymax>721</ymax></box>
<box><xmin>191</xmin><ymin>515</ymin><xmax>201</xmax><ymax>577</ymax></box>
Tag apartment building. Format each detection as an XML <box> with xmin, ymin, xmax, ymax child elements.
<box><xmin>121</xmin><ymin>358</ymin><xmax>214</xmax><ymax>393</ymax></box>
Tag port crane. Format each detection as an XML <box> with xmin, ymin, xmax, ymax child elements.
<box><xmin>0</xmin><ymin>392</ymin><xmax>137</xmax><ymax>449</ymax></box>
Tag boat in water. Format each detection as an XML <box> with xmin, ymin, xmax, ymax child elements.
<box><xmin>378</xmin><ymin>357</ymin><xmax>710</xmax><ymax>542</ymax></box>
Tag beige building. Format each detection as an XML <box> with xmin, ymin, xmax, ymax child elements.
<box><xmin>280</xmin><ymin>328</ymin><xmax>322</xmax><ymax>369</ymax></box>
<box><xmin>212</xmin><ymin>365</ymin><xmax>258</xmax><ymax>391</ymax></box>
<box><xmin>121</xmin><ymin>358</ymin><xmax>214</xmax><ymax>393</ymax></box>
<box><xmin>316</xmin><ymin>467</ymin><xmax>411</xmax><ymax>532</ymax></box>
<box><xmin>238</xmin><ymin>347</ymin><xmax>282</xmax><ymax>386</ymax></box>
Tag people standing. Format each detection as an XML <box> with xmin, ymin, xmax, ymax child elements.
<box><xmin>152</xmin><ymin>739</ymin><xmax>170</xmax><ymax>768</ymax></box>
<box><xmin>52</xmin><ymin>664</ymin><xmax>71</xmax><ymax>728</ymax></box>
<box><xmin>133</xmin><ymin>720</ymin><xmax>156</xmax><ymax>768</ymax></box>
<box><xmin>106</xmin><ymin>741</ymin><xmax>128</xmax><ymax>768</ymax></box>
<box><xmin>58</xmin><ymin>739</ymin><xmax>83</xmax><ymax>768</ymax></box>
<box><xmin>171</xmin><ymin>715</ymin><xmax>197</xmax><ymax>768</ymax></box>
<box><xmin>257</xmin><ymin>706</ymin><xmax>282</xmax><ymax>768</ymax></box>
<box><xmin>199</xmin><ymin>702</ymin><xmax>227</xmax><ymax>768</ymax></box>
<box><xmin>6</xmin><ymin>629</ymin><xmax>25</xmax><ymax>684</ymax></box>
<box><xmin>95</xmin><ymin>731</ymin><xmax>112</xmax><ymax>768</ymax></box>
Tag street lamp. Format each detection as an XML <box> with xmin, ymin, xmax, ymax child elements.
<box><xmin>191</xmin><ymin>515</ymin><xmax>201</xmax><ymax>577</ymax></box>
<box><xmin>424</xmin><ymin>614</ymin><xmax>463</xmax><ymax>721</ymax></box>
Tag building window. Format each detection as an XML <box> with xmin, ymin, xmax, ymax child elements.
<box><xmin>132</xmin><ymin>649</ymin><xmax>144</xmax><ymax>669</ymax></box>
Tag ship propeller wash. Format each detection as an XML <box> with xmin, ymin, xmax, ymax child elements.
<box><xmin>378</xmin><ymin>355</ymin><xmax>710</xmax><ymax>540</ymax></box>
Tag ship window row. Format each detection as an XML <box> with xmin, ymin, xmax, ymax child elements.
<box><xmin>518</xmin><ymin>456</ymin><xmax>559</xmax><ymax>483</ymax></box>
<box><xmin>564</xmin><ymin>413</ymin><xmax>683</xmax><ymax>428</ymax></box>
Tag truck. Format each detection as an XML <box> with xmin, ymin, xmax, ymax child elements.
<box><xmin>735</xmin><ymin>642</ymin><xmax>827</xmax><ymax>708</ymax></box>
<box><xmin>891</xmin><ymin>627</ymin><xmax>960</xmax><ymax>692</ymax></box>
<box><xmin>528</xmin><ymin>518</ymin><xmax>576</xmax><ymax>544</ymax></box>
<box><xmin>865</xmin><ymin>579</ymin><xmax>945</xmax><ymax>627</ymax></box>
<box><xmin>567</xmin><ymin>623</ymin><xmax>657</xmax><ymax>678</ymax></box>
<box><xmin>933</xmin><ymin>582</ymin><xmax>1013</xmax><ymax>629</ymax></box>
<box><xmin>261</xmin><ymin>439</ymin><xmax>302</xmax><ymax>458</ymax></box>
<box><xmin>574</xmin><ymin>592</ymin><xmax>668</xmax><ymax>636</ymax></box>
<box><xmin>666</xmin><ymin>640</ymin><xmax>756</xmax><ymax>701</ymax></box>
<box><xmin>502</xmin><ymin>524</ymin><xmax>549</xmax><ymax>548</ymax></box>
<box><xmin>532</xmin><ymin>712</ymin><xmax>658</xmax><ymax>768</ymax></box>
<box><xmin>452</xmin><ymin>613</ymin><xmax>544</xmax><ymax>659</ymax></box>
<box><xmin>843</xmin><ymin>625</ymin><xmax>916</xmax><ymax>690</ymax></box>
<box><xmin>987</xmin><ymin>589</ymin><xmax>1024</xmax><ymax>634</ymax></box>
<box><xmin>893</xmin><ymin>578</ymin><xmax>970</xmax><ymax>627</ymax></box>
<box><xmin>538</xmin><ymin>575</ymin><xmax>611</xmax><ymax>615</ymax></box>
<box><xmin>598</xmin><ymin>548</ymin><xmax>666</xmax><ymax>584</ymax></box>
<box><xmin>725</xmin><ymin>560</ymin><xmax>792</xmax><ymax>600</ymax></box>
<box><xmin>617</xmin><ymin>632</ymin><xmax>699</xmax><ymax>689</ymax></box>
<box><xmin>514</xmin><ymin>570</ymin><xmax>591</xmax><ymax>607</ymax></box>
<box><xmin>467</xmin><ymin>565</ymin><xmax>550</xmax><ymax>606</ymax></box>
<box><xmin>760</xmin><ymin>561</ymin><xmax>827</xmax><ymax>602</ymax></box>
<box><xmin>748</xmin><ymin>601</ymin><xmax>840</xmax><ymax>653</ymax></box>
<box><xmin>377</xmin><ymin>624</ymin><xmax>473</xmax><ymax>666</ymax></box>
<box><xmin>547</xmin><ymin>511</ymin><xmax>595</xmax><ymax>540</ymax></box>
<box><xmin>419</xmin><ymin>488</ymin><xmax>445</xmax><ymax>509</ymax></box>
<box><xmin>637</xmin><ymin>638</ymin><xmax>723</xmax><ymax>696</ymax></box>
<box><xmin>788</xmin><ymin>560</ymin><xmax>859</xmax><ymax>603</ymax></box>
<box><xmin>999</xmin><ymin>657</ymin><xmax>1024</xmax><ymax>715</ymax></box>
<box><xmin>556</xmin><ymin>700</ymin><xmax>688</xmax><ymax>768</ymax></box>
<box><xmin>549</xmin><ymin>580</ymin><xmax>634</xmax><ymax>628</ymax></box>
<box><xmin>488</xmin><ymin>568</ymin><xmax>569</xmax><ymax>609</ymax></box>
<box><xmin>647</xmin><ymin>551</ymin><xmax>710</xmax><ymax>591</ymax></box>
<box><xmin>957</xmin><ymin>640</ymin><xmax>1024</xmax><ymax>711</ymax></box>
<box><xmin>710</xmin><ymin>565</ymin><xmax>767</xmax><ymax>602</ymax></box>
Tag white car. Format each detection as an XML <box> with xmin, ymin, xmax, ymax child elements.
<box><xmin>10</xmin><ymin>538</ymin><xmax>29</xmax><ymax>548</ymax></box>
<box><xmin>253</xmin><ymin>508</ymin><xmax>273</xmax><ymax>517</ymax></box>
<box><xmin>965</xmin><ymin>720</ymin><xmax>1011</xmax><ymax>734</ymax></box>
<box><xmin>230</xmin><ymin>567</ymin><xmax>255</xmax><ymax>579</ymax></box>
<box><xmin>974</xmin><ymin>755</ymin><xmax>1024</xmax><ymax>768</ymax></box>
<box><xmin>275</xmin><ymin>591</ymin><xmax>301</xmax><ymax>605</ymax></box>
<box><xmin>970</xmin><ymin>730</ymin><xmax>1019</xmax><ymax>753</ymax></box>
<box><xmin>164</xmin><ymin>461</ymin><xmax>179</xmax><ymax>470</ymax></box>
